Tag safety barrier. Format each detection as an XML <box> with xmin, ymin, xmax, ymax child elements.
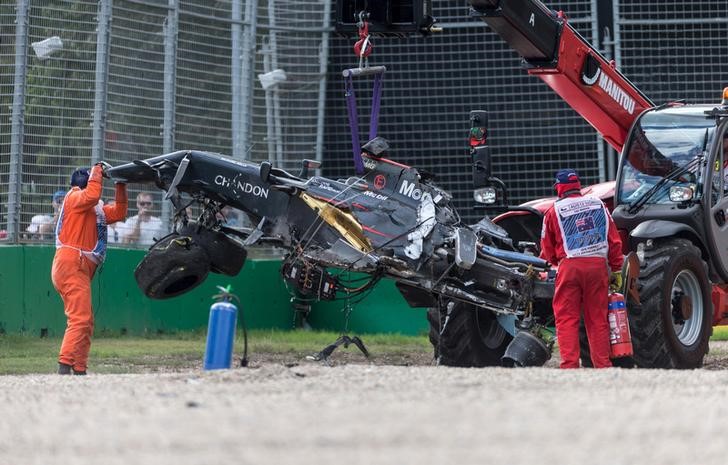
<box><xmin>0</xmin><ymin>245</ymin><xmax>427</xmax><ymax>336</ymax></box>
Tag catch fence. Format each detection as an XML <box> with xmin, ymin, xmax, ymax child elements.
<box><xmin>1</xmin><ymin>0</ymin><xmax>726</xmax><ymax>242</ymax></box>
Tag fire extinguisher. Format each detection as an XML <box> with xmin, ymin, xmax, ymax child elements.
<box><xmin>608</xmin><ymin>292</ymin><xmax>633</xmax><ymax>358</ymax></box>
<box><xmin>204</xmin><ymin>285</ymin><xmax>239</xmax><ymax>370</ymax></box>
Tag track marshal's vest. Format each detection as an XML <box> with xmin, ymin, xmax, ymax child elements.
<box><xmin>554</xmin><ymin>195</ymin><xmax>608</xmax><ymax>259</ymax></box>
<box><xmin>55</xmin><ymin>195</ymin><xmax>108</xmax><ymax>264</ymax></box>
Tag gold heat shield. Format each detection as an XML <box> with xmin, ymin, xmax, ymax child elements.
<box><xmin>300</xmin><ymin>193</ymin><xmax>373</xmax><ymax>253</ymax></box>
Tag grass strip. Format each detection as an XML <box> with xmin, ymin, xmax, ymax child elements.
<box><xmin>711</xmin><ymin>325</ymin><xmax>728</xmax><ymax>341</ymax></box>
<box><xmin>4</xmin><ymin>326</ymin><xmax>727</xmax><ymax>375</ymax></box>
<box><xmin>0</xmin><ymin>330</ymin><xmax>431</xmax><ymax>375</ymax></box>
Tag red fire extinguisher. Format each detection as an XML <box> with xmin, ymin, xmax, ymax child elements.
<box><xmin>608</xmin><ymin>292</ymin><xmax>633</xmax><ymax>358</ymax></box>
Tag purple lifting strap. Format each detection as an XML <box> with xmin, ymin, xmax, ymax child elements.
<box><xmin>344</xmin><ymin>74</ymin><xmax>364</xmax><ymax>174</ymax></box>
<box><xmin>369</xmin><ymin>73</ymin><xmax>383</xmax><ymax>140</ymax></box>
<box><xmin>343</xmin><ymin>66</ymin><xmax>386</xmax><ymax>175</ymax></box>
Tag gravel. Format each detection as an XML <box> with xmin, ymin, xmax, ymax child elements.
<box><xmin>3</xmin><ymin>341</ymin><xmax>728</xmax><ymax>465</ymax></box>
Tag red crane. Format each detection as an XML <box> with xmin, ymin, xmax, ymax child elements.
<box><xmin>470</xmin><ymin>0</ymin><xmax>653</xmax><ymax>152</ymax></box>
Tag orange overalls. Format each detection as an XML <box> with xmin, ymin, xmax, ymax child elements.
<box><xmin>51</xmin><ymin>165</ymin><xmax>127</xmax><ymax>373</ymax></box>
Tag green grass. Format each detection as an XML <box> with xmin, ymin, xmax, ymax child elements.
<box><xmin>7</xmin><ymin>325</ymin><xmax>724</xmax><ymax>375</ymax></box>
<box><xmin>0</xmin><ymin>330</ymin><xmax>431</xmax><ymax>375</ymax></box>
<box><xmin>250</xmin><ymin>329</ymin><xmax>430</xmax><ymax>354</ymax></box>
<box><xmin>711</xmin><ymin>325</ymin><xmax>728</xmax><ymax>341</ymax></box>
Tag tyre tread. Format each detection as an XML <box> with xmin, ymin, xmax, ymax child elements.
<box><xmin>630</xmin><ymin>239</ymin><xmax>710</xmax><ymax>369</ymax></box>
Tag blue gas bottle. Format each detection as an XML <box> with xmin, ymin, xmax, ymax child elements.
<box><xmin>203</xmin><ymin>285</ymin><xmax>238</xmax><ymax>370</ymax></box>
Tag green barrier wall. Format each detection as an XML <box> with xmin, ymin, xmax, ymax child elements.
<box><xmin>308</xmin><ymin>280</ymin><xmax>429</xmax><ymax>335</ymax></box>
<box><xmin>0</xmin><ymin>245</ymin><xmax>428</xmax><ymax>336</ymax></box>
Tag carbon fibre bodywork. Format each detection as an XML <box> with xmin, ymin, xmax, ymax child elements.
<box><xmin>108</xmin><ymin>149</ymin><xmax>554</xmax><ymax>319</ymax></box>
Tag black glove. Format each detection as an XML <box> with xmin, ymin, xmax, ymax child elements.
<box><xmin>95</xmin><ymin>161</ymin><xmax>112</xmax><ymax>179</ymax></box>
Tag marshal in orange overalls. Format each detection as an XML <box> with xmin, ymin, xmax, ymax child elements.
<box><xmin>52</xmin><ymin>165</ymin><xmax>127</xmax><ymax>374</ymax></box>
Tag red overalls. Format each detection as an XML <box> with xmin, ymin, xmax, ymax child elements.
<box><xmin>52</xmin><ymin>166</ymin><xmax>127</xmax><ymax>373</ymax></box>
<box><xmin>541</xmin><ymin>188</ymin><xmax>623</xmax><ymax>368</ymax></box>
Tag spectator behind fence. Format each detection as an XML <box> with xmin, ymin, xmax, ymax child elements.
<box><xmin>106</xmin><ymin>200</ymin><xmax>122</xmax><ymax>244</ymax></box>
<box><xmin>25</xmin><ymin>190</ymin><xmax>66</xmax><ymax>240</ymax></box>
<box><xmin>117</xmin><ymin>192</ymin><xmax>166</xmax><ymax>246</ymax></box>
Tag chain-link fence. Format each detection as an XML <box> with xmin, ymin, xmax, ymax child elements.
<box><xmin>325</xmin><ymin>0</ymin><xmax>601</xmax><ymax>220</ymax></box>
<box><xmin>2</xmin><ymin>0</ymin><xmax>728</xmax><ymax>243</ymax></box>
<box><xmin>247</xmin><ymin>0</ymin><xmax>331</xmax><ymax>170</ymax></box>
<box><xmin>0</xmin><ymin>2</ymin><xmax>19</xmax><ymax>240</ymax></box>
<box><xmin>615</xmin><ymin>0</ymin><xmax>728</xmax><ymax>104</ymax></box>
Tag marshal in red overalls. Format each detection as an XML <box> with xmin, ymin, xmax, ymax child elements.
<box><xmin>540</xmin><ymin>169</ymin><xmax>623</xmax><ymax>369</ymax></box>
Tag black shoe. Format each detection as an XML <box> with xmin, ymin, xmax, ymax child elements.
<box><xmin>72</xmin><ymin>369</ymin><xmax>87</xmax><ymax>376</ymax></box>
<box><xmin>58</xmin><ymin>363</ymin><xmax>72</xmax><ymax>375</ymax></box>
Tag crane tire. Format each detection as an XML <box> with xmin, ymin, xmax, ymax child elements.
<box><xmin>629</xmin><ymin>239</ymin><xmax>711</xmax><ymax>369</ymax></box>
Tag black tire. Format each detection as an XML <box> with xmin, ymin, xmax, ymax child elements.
<box><xmin>179</xmin><ymin>223</ymin><xmax>247</xmax><ymax>276</ymax></box>
<box><xmin>135</xmin><ymin>234</ymin><xmax>211</xmax><ymax>299</ymax></box>
<box><xmin>630</xmin><ymin>239</ymin><xmax>711</xmax><ymax>368</ymax></box>
<box><xmin>427</xmin><ymin>301</ymin><xmax>513</xmax><ymax>367</ymax></box>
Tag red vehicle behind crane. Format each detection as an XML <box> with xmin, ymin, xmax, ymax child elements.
<box><xmin>469</xmin><ymin>0</ymin><xmax>728</xmax><ymax>368</ymax></box>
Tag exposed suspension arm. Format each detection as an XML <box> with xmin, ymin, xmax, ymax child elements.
<box><xmin>469</xmin><ymin>0</ymin><xmax>654</xmax><ymax>152</ymax></box>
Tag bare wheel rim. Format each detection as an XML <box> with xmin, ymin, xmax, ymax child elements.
<box><xmin>672</xmin><ymin>269</ymin><xmax>704</xmax><ymax>346</ymax></box>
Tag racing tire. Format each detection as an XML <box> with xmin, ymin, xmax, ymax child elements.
<box><xmin>629</xmin><ymin>239</ymin><xmax>711</xmax><ymax>369</ymax></box>
<box><xmin>178</xmin><ymin>223</ymin><xmax>247</xmax><ymax>276</ymax></box>
<box><xmin>135</xmin><ymin>233</ymin><xmax>211</xmax><ymax>299</ymax></box>
<box><xmin>427</xmin><ymin>301</ymin><xmax>513</xmax><ymax>367</ymax></box>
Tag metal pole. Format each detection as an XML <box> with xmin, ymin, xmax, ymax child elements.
<box><xmin>8</xmin><ymin>0</ymin><xmax>30</xmax><ymax>242</ymax></box>
<box><xmin>262</xmin><ymin>40</ymin><xmax>275</xmax><ymax>163</ymax></box>
<box><xmin>591</xmin><ymin>0</ymin><xmax>606</xmax><ymax>182</ymax></box>
<box><xmin>314</xmin><ymin>0</ymin><xmax>332</xmax><ymax>170</ymax></box>
<box><xmin>161</xmin><ymin>0</ymin><xmax>179</xmax><ymax>231</ymax></box>
<box><xmin>601</xmin><ymin>27</ymin><xmax>619</xmax><ymax>180</ymax></box>
<box><xmin>240</xmin><ymin>0</ymin><xmax>258</xmax><ymax>158</ymax></box>
<box><xmin>231</xmin><ymin>0</ymin><xmax>242</xmax><ymax>158</ymax></box>
<box><xmin>267</xmin><ymin>0</ymin><xmax>283</xmax><ymax>167</ymax></box>
<box><xmin>609</xmin><ymin>0</ymin><xmax>621</xmax><ymax>180</ymax></box>
<box><xmin>91</xmin><ymin>0</ymin><xmax>113</xmax><ymax>164</ymax></box>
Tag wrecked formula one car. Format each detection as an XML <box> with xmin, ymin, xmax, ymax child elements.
<box><xmin>107</xmin><ymin>136</ymin><xmax>556</xmax><ymax>367</ymax></box>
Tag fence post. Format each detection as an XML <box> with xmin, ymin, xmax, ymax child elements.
<box><xmin>161</xmin><ymin>0</ymin><xmax>179</xmax><ymax>230</ymax></box>
<box><xmin>91</xmin><ymin>0</ymin><xmax>113</xmax><ymax>164</ymax></box>
<box><xmin>240</xmin><ymin>0</ymin><xmax>258</xmax><ymax>158</ymax></box>
<box><xmin>314</xmin><ymin>0</ymin><xmax>332</xmax><ymax>168</ymax></box>
<box><xmin>591</xmin><ymin>0</ymin><xmax>606</xmax><ymax>182</ymax></box>
<box><xmin>231</xmin><ymin>0</ymin><xmax>243</xmax><ymax>158</ymax></box>
<box><xmin>609</xmin><ymin>0</ymin><xmax>621</xmax><ymax>180</ymax></box>
<box><xmin>7</xmin><ymin>0</ymin><xmax>30</xmax><ymax>243</ymax></box>
<box><xmin>267</xmin><ymin>0</ymin><xmax>283</xmax><ymax>166</ymax></box>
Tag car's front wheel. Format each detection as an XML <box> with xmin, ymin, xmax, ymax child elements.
<box><xmin>178</xmin><ymin>223</ymin><xmax>247</xmax><ymax>276</ymax></box>
<box><xmin>134</xmin><ymin>233</ymin><xmax>211</xmax><ymax>299</ymax></box>
<box><xmin>427</xmin><ymin>301</ymin><xmax>512</xmax><ymax>367</ymax></box>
